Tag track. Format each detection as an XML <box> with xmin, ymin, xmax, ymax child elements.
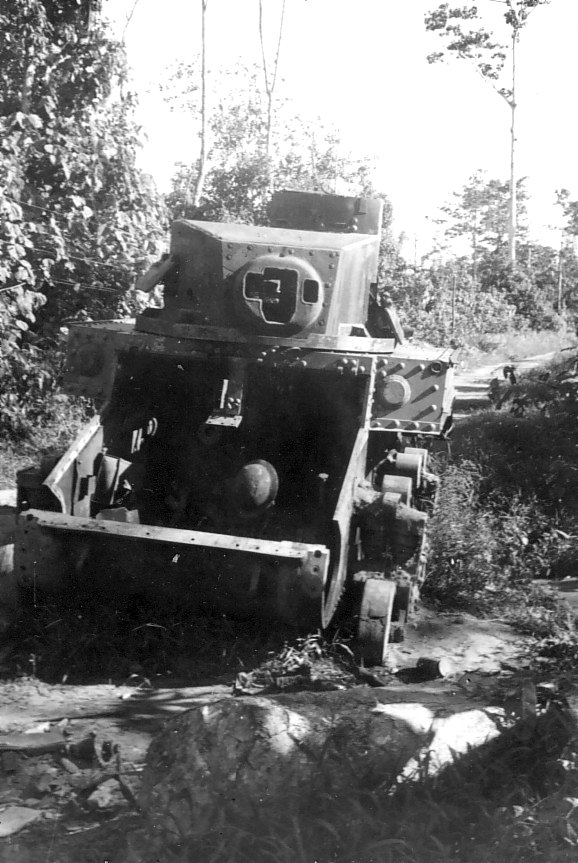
<box><xmin>453</xmin><ymin>351</ymin><xmax>558</xmax><ymax>418</ymax></box>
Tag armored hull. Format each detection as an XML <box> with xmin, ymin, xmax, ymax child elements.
<box><xmin>15</xmin><ymin>191</ymin><xmax>455</xmax><ymax>663</ymax></box>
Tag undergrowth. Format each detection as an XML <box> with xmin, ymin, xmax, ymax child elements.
<box><xmin>3</xmin><ymin>592</ymin><xmax>303</xmax><ymax>685</ymax></box>
<box><xmin>426</xmin><ymin>347</ymin><xmax>578</xmax><ymax>666</ymax></box>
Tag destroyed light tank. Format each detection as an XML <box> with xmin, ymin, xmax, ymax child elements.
<box><xmin>15</xmin><ymin>191</ymin><xmax>455</xmax><ymax>663</ymax></box>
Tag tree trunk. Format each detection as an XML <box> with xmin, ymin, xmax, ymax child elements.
<box><xmin>258</xmin><ymin>0</ymin><xmax>286</xmax><ymax>195</ymax></box>
<box><xmin>508</xmin><ymin>32</ymin><xmax>517</xmax><ymax>265</ymax></box>
<box><xmin>192</xmin><ymin>0</ymin><xmax>209</xmax><ymax>209</ymax></box>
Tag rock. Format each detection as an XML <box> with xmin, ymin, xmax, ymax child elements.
<box><xmin>0</xmin><ymin>806</ymin><xmax>43</xmax><ymax>837</ymax></box>
<box><xmin>138</xmin><ymin>686</ymin><xmax>506</xmax><ymax>842</ymax></box>
<box><xmin>60</xmin><ymin>757</ymin><xmax>80</xmax><ymax>775</ymax></box>
<box><xmin>86</xmin><ymin>778</ymin><xmax>126</xmax><ymax>811</ymax></box>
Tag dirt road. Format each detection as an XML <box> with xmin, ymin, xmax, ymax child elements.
<box><xmin>453</xmin><ymin>350</ymin><xmax>558</xmax><ymax>415</ymax></box>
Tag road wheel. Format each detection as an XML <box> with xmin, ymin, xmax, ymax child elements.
<box><xmin>354</xmin><ymin>575</ymin><xmax>396</xmax><ymax>666</ymax></box>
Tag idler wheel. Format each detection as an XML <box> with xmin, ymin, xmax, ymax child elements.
<box><xmin>231</xmin><ymin>460</ymin><xmax>279</xmax><ymax>517</ymax></box>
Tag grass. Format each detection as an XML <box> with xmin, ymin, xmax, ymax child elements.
<box><xmin>4</xmin><ymin>592</ymin><xmax>310</xmax><ymax>685</ymax></box>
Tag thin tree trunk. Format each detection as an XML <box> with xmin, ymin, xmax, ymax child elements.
<box><xmin>472</xmin><ymin>207</ymin><xmax>478</xmax><ymax>288</ymax></box>
<box><xmin>191</xmin><ymin>0</ymin><xmax>209</xmax><ymax>210</ymax></box>
<box><xmin>258</xmin><ymin>0</ymin><xmax>286</xmax><ymax>193</ymax></box>
<box><xmin>557</xmin><ymin>241</ymin><xmax>563</xmax><ymax>311</ymax></box>
<box><xmin>508</xmin><ymin>31</ymin><xmax>517</xmax><ymax>265</ymax></box>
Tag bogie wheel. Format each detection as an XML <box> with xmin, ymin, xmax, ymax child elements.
<box><xmin>354</xmin><ymin>576</ymin><xmax>396</xmax><ymax>666</ymax></box>
<box><xmin>404</xmin><ymin>446</ymin><xmax>429</xmax><ymax>473</ymax></box>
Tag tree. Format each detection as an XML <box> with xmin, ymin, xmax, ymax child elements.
<box><xmin>0</xmin><ymin>0</ymin><xmax>166</xmax><ymax>437</ymax></box>
<box><xmin>165</xmin><ymin>61</ymin><xmax>387</xmax><ymax>225</ymax></box>
<box><xmin>425</xmin><ymin>0</ymin><xmax>550</xmax><ymax>264</ymax></box>
<box><xmin>553</xmin><ymin>189</ymin><xmax>578</xmax><ymax>312</ymax></box>
<box><xmin>436</xmin><ymin>171</ymin><xmax>528</xmax><ymax>282</ymax></box>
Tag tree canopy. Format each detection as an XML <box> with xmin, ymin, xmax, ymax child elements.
<box><xmin>0</xmin><ymin>0</ymin><xmax>166</xmax><ymax>436</ymax></box>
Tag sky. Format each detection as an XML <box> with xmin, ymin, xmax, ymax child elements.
<box><xmin>103</xmin><ymin>0</ymin><xmax>578</xmax><ymax>259</ymax></box>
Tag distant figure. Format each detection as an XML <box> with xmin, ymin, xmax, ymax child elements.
<box><xmin>503</xmin><ymin>364</ymin><xmax>517</xmax><ymax>385</ymax></box>
<box><xmin>488</xmin><ymin>378</ymin><xmax>502</xmax><ymax>406</ymax></box>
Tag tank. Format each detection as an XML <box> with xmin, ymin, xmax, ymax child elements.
<box><xmin>14</xmin><ymin>190</ymin><xmax>456</xmax><ymax>664</ymax></box>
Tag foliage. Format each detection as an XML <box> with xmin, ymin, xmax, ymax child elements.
<box><xmin>164</xmin><ymin>61</ymin><xmax>390</xmax><ymax>225</ymax></box>
<box><xmin>0</xmin><ymin>0</ymin><xmax>167</xmax><ymax>439</ymax></box>
<box><xmin>425</xmin><ymin>1</ymin><xmax>550</xmax><ymax>101</ymax></box>
<box><xmin>425</xmin><ymin>459</ymin><xmax>571</xmax><ymax>611</ymax></box>
<box><xmin>435</xmin><ymin>171</ymin><xmax>529</xmax><ymax>259</ymax></box>
<box><xmin>425</xmin><ymin>351</ymin><xmax>578</xmax><ymax>623</ymax></box>
<box><xmin>425</xmin><ymin>1</ymin><xmax>550</xmax><ymax>264</ymax></box>
<box><xmin>557</xmin><ymin>188</ymin><xmax>578</xmax><ymax>237</ymax></box>
<box><xmin>378</xmin><ymin>254</ymin><xmax>517</xmax><ymax>346</ymax></box>
<box><xmin>417</xmin><ymin>173</ymin><xmax>568</xmax><ymax>337</ymax></box>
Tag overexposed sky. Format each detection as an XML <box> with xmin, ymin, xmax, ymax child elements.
<box><xmin>103</xmin><ymin>0</ymin><xmax>578</xmax><ymax>256</ymax></box>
